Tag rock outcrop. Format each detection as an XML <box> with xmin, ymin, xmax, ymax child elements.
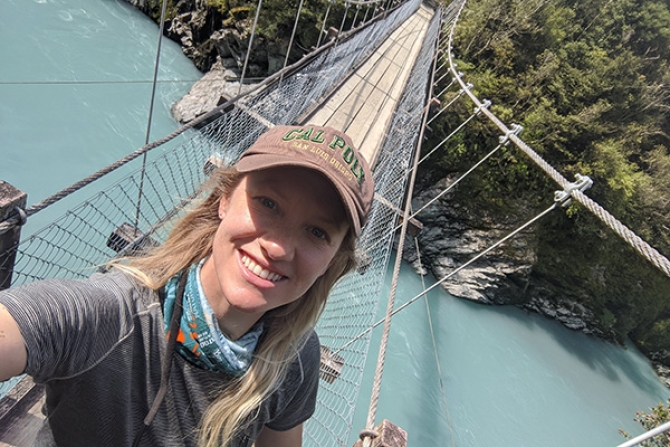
<box><xmin>125</xmin><ymin>0</ymin><xmax>301</xmax><ymax>76</ymax></box>
<box><xmin>171</xmin><ymin>59</ymin><xmax>257</xmax><ymax>124</ymax></box>
<box><xmin>403</xmin><ymin>176</ymin><xmax>604</xmax><ymax>336</ymax></box>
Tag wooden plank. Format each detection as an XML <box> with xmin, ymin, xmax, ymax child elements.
<box><xmin>0</xmin><ymin>377</ymin><xmax>46</xmax><ymax>447</ymax></box>
<box><xmin>304</xmin><ymin>5</ymin><xmax>434</xmax><ymax>167</ymax></box>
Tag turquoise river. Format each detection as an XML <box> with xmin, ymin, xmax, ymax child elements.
<box><xmin>1</xmin><ymin>1</ymin><xmax>668</xmax><ymax>446</ymax></box>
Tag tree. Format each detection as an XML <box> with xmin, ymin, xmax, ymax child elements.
<box><xmin>428</xmin><ymin>0</ymin><xmax>670</xmax><ymax>347</ymax></box>
<box><xmin>620</xmin><ymin>400</ymin><xmax>670</xmax><ymax>447</ymax></box>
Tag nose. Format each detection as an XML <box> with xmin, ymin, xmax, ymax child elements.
<box><xmin>259</xmin><ymin>226</ymin><xmax>296</xmax><ymax>262</ymax></box>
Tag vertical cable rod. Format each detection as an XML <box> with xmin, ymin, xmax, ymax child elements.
<box><xmin>134</xmin><ymin>0</ymin><xmax>168</xmax><ymax>230</ymax></box>
<box><xmin>239</xmin><ymin>0</ymin><xmax>264</xmax><ymax>94</ymax></box>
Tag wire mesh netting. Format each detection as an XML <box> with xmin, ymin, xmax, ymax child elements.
<box><xmin>305</xmin><ymin>7</ymin><xmax>444</xmax><ymax>446</ymax></box>
<box><xmin>0</xmin><ymin>0</ymin><xmax>441</xmax><ymax>445</ymax></box>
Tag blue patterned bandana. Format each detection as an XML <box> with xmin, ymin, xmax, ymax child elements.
<box><xmin>163</xmin><ymin>260</ymin><xmax>263</xmax><ymax>376</ymax></box>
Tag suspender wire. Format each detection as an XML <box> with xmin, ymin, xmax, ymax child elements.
<box><xmin>413</xmin><ymin>143</ymin><xmax>500</xmax><ymax>217</ymax></box>
<box><xmin>361</xmin><ymin>10</ymin><xmax>442</xmax><ymax>445</ymax></box>
<box><xmin>427</xmin><ymin>84</ymin><xmax>468</xmax><ymax>125</ymax></box>
<box><xmin>431</xmin><ymin>82</ymin><xmax>468</xmax><ymax>117</ymax></box>
<box><xmin>414</xmin><ymin>237</ymin><xmax>456</xmax><ymax>447</ymax></box>
<box><xmin>389</xmin><ymin>203</ymin><xmax>558</xmax><ymax>328</ymax></box>
<box><xmin>420</xmin><ymin>112</ymin><xmax>478</xmax><ymax>163</ymax></box>
<box><xmin>282</xmin><ymin>0</ymin><xmax>306</xmax><ymax>73</ymax></box>
<box><xmin>352</xmin><ymin>4</ymin><xmax>361</xmax><ymax>26</ymax></box>
<box><xmin>337</xmin><ymin>202</ymin><xmax>560</xmax><ymax>355</ymax></box>
<box><xmin>363</xmin><ymin>132</ymin><xmax>501</xmax><ymax>257</ymax></box>
<box><xmin>338</xmin><ymin>3</ymin><xmax>351</xmax><ymax>38</ymax></box>
<box><xmin>133</xmin><ymin>0</ymin><xmax>168</xmax><ymax>230</ymax></box>
<box><xmin>316</xmin><ymin>0</ymin><xmax>334</xmax><ymax>47</ymax></box>
<box><xmin>434</xmin><ymin>69</ymin><xmax>454</xmax><ymax>86</ymax></box>
<box><xmin>239</xmin><ymin>0</ymin><xmax>264</xmax><ymax>95</ymax></box>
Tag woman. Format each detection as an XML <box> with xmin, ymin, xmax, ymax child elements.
<box><xmin>0</xmin><ymin>125</ymin><xmax>374</xmax><ymax>447</ymax></box>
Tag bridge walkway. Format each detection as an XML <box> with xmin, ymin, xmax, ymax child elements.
<box><xmin>301</xmin><ymin>4</ymin><xmax>434</xmax><ymax>168</ymax></box>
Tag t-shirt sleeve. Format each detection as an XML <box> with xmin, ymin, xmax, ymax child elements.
<box><xmin>265</xmin><ymin>331</ymin><xmax>321</xmax><ymax>431</ymax></box>
<box><xmin>0</xmin><ymin>273</ymin><xmax>135</xmax><ymax>382</ymax></box>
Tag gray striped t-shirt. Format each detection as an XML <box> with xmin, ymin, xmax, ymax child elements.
<box><xmin>0</xmin><ymin>270</ymin><xmax>319</xmax><ymax>447</ymax></box>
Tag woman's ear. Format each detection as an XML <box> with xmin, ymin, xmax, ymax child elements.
<box><xmin>218</xmin><ymin>195</ymin><xmax>228</xmax><ymax>220</ymax></box>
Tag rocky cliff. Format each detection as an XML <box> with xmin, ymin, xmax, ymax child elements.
<box><xmin>125</xmin><ymin>0</ymin><xmax>301</xmax><ymax>76</ymax></box>
<box><xmin>404</xmin><ymin>176</ymin><xmax>606</xmax><ymax>337</ymax></box>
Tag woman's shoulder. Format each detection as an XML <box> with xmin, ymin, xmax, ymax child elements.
<box><xmin>299</xmin><ymin>330</ymin><xmax>320</xmax><ymax>364</ymax></box>
<box><xmin>286</xmin><ymin>330</ymin><xmax>321</xmax><ymax>383</ymax></box>
<box><xmin>0</xmin><ymin>268</ymin><xmax>158</xmax><ymax>323</ymax></box>
<box><xmin>0</xmin><ymin>270</ymin><xmax>158</xmax><ymax>382</ymax></box>
<box><xmin>84</xmin><ymin>268</ymin><xmax>160</xmax><ymax>308</ymax></box>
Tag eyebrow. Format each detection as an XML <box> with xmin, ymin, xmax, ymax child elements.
<box><xmin>250</xmin><ymin>180</ymin><xmax>347</xmax><ymax>229</ymax></box>
<box><xmin>315</xmin><ymin>211</ymin><xmax>347</xmax><ymax>230</ymax></box>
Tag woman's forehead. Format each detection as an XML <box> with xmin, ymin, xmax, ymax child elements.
<box><xmin>244</xmin><ymin>167</ymin><xmax>348</xmax><ymax>220</ymax></box>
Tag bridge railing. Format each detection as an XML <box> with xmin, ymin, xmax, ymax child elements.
<box><xmin>0</xmin><ymin>1</ymin><xmax>432</xmax><ymax>446</ymax></box>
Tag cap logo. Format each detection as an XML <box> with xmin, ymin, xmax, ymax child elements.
<box><xmin>283</xmin><ymin>127</ymin><xmax>366</xmax><ymax>185</ymax></box>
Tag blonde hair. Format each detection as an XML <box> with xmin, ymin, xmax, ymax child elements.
<box><xmin>113</xmin><ymin>167</ymin><xmax>357</xmax><ymax>447</ymax></box>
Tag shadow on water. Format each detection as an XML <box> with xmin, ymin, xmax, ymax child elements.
<box><xmin>483</xmin><ymin>298</ymin><xmax>666</xmax><ymax>397</ymax></box>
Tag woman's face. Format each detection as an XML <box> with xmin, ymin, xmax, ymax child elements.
<box><xmin>200</xmin><ymin>166</ymin><xmax>349</xmax><ymax>334</ymax></box>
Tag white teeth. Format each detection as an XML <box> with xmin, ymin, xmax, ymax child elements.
<box><xmin>242</xmin><ymin>255</ymin><xmax>283</xmax><ymax>282</ymax></box>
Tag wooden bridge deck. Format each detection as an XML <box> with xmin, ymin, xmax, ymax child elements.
<box><xmin>301</xmin><ymin>4</ymin><xmax>434</xmax><ymax>167</ymax></box>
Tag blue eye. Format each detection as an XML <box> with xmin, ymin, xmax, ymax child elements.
<box><xmin>310</xmin><ymin>227</ymin><xmax>328</xmax><ymax>240</ymax></box>
<box><xmin>259</xmin><ymin>197</ymin><xmax>277</xmax><ymax>210</ymax></box>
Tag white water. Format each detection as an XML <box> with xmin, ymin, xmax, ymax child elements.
<box><xmin>1</xmin><ymin>1</ymin><xmax>669</xmax><ymax>446</ymax></box>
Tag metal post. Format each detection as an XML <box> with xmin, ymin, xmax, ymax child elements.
<box><xmin>0</xmin><ymin>182</ymin><xmax>27</xmax><ymax>290</ymax></box>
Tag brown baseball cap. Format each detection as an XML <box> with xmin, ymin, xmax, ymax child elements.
<box><xmin>236</xmin><ymin>125</ymin><xmax>374</xmax><ymax>236</ymax></box>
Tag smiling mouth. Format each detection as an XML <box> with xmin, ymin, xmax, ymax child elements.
<box><xmin>241</xmin><ymin>254</ymin><xmax>285</xmax><ymax>282</ymax></box>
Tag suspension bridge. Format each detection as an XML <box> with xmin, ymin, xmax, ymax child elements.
<box><xmin>1</xmin><ymin>0</ymin><xmax>669</xmax><ymax>446</ymax></box>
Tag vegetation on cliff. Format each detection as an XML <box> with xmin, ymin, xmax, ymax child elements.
<box><xmin>424</xmin><ymin>0</ymin><xmax>670</xmax><ymax>354</ymax></box>
<box><xmin>135</xmin><ymin>0</ymin><xmax>351</xmax><ymax>72</ymax></box>
<box><xmin>620</xmin><ymin>399</ymin><xmax>670</xmax><ymax>445</ymax></box>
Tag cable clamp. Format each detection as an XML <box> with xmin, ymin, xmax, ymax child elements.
<box><xmin>554</xmin><ymin>174</ymin><xmax>593</xmax><ymax>207</ymax></box>
<box><xmin>359</xmin><ymin>429</ymin><xmax>380</xmax><ymax>440</ymax></box>
<box><xmin>455</xmin><ymin>83</ymin><xmax>473</xmax><ymax>98</ymax></box>
<box><xmin>0</xmin><ymin>207</ymin><xmax>27</xmax><ymax>236</ymax></box>
<box><xmin>498</xmin><ymin>123</ymin><xmax>523</xmax><ymax>145</ymax></box>
<box><xmin>474</xmin><ymin>99</ymin><xmax>491</xmax><ymax>114</ymax></box>
<box><xmin>13</xmin><ymin>207</ymin><xmax>28</xmax><ymax>227</ymax></box>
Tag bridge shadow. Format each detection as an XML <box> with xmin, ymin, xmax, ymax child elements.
<box><xmin>466</xmin><ymin>292</ymin><xmax>668</xmax><ymax>398</ymax></box>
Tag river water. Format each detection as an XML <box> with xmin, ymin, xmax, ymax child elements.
<box><xmin>1</xmin><ymin>1</ymin><xmax>669</xmax><ymax>446</ymax></box>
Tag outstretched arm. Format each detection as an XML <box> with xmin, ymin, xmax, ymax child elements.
<box><xmin>254</xmin><ymin>424</ymin><xmax>303</xmax><ymax>447</ymax></box>
<box><xmin>0</xmin><ymin>304</ymin><xmax>27</xmax><ymax>381</ymax></box>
